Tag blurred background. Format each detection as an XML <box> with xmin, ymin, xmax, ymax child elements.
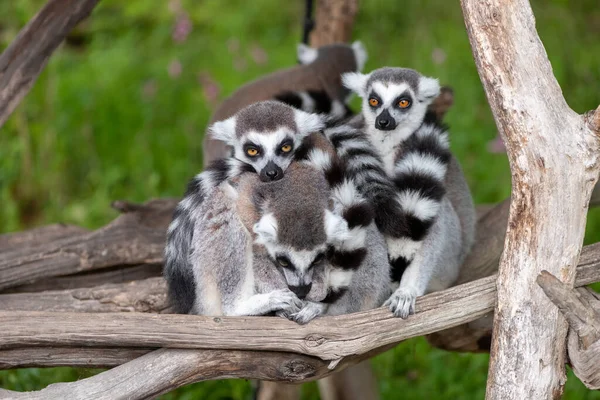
<box><xmin>0</xmin><ymin>0</ymin><xmax>599</xmax><ymax>398</ymax></box>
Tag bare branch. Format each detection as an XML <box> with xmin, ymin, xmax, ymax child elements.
<box><xmin>0</xmin><ymin>0</ymin><xmax>101</xmax><ymax>128</ymax></box>
<box><xmin>0</xmin><ymin>199</ymin><xmax>177</xmax><ymax>292</ymax></box>
<box><xmin>460</xmin><ymin>0</ymin><xmax>600</xmax><ymax>398</ymax></box>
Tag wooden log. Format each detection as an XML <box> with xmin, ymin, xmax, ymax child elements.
<box><xmin>0</xmin><ymin>275</ymin><xmax>498</xmax><ymax>361</ymax></box>
<box><xmin>461</xmin><ymin>0</ymin><xmax>600</xmax><ymax>398</ymax></box>
<box><xmin>0</xmin><ymin>0</ymin><xmax>101</xmax><ymax>128</ymax></box>
<box><xmin>0</xmin><ymin>277</ymin><xmax>169</xmax><ymax>313</ymax></box>
<box><xmin>537</xmin><ymin>271</ymin><xmax>600</xmax><ymax>390</ymax></box>
<box><xmin>309</xmin><ymin>0</ymin><xmax>358</xmax><ymax>47</ymax></box>
<box><xmin>0</xmin><ymin>224</ymin><xmax>88</xmax><ymax>254</ymax></box>
<box><xmin>3</xmin><ymin>264</ymin><xmax>162</xmax><ymax>294</ymax></box>
<box><xmin>0</xmin><ymin>199</ymin><xmax>177</xmax><ymax>292</ymax></box>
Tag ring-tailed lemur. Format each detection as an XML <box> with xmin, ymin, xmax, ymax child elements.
<box><xmin>320</xmin><ymin>67</ymin><xmax>475</xmax><ymax>318</ymax></box>
<box><xmin>203</xmin><ymin>41</ymin><xmax>367</xmax><ymax>165</ymax></box>
<box><xmin>165</xmin><ymin>160</ymin><xmax>376</xmax><ymax>321</ymax></box>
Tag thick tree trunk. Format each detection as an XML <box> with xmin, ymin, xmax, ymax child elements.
<box><xmin>460</xmin><ymin>0</ymin><xmax>600</xmax><ymax>398</ymax></box>
<box><xmin>309</xmin><ymin>0</ymin><xmax>358</xmax><ymax>47</ymax></box>
<box><xmin>0</xmin><ymin>0</ymin><xmax>101</xmax><ymax>128</ymax></box>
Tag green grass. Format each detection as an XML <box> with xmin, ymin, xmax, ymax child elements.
<box><xmin>1</xmin><ymin>0</ymin><xmax>599</xmax><ymax>398</ymax></box>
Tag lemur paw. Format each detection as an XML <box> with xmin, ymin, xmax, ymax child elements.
<box><xmin>384</xmin><ymin>288</ymin><xmax>417</xmax><ymax>319</ymax></box>
<box><xmin>291</xmin><ymin>302</ymin><xmax>326</xmax><ymax>325</ymax></box>
<box><xmin>269</xmin><ymin>289</ymin><xmax>303</xmax><ymax>315</ymax></box>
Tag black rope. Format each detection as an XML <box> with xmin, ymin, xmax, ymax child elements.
<box><xmin>302</xmin><ymin>0</ymin><xmax>315</xmax><ymax>45</ymax></box>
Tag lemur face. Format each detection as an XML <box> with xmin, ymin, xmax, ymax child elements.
<box><xmin>208</xmin><ymin>101</ymin><xmax>323</xmax><ymax>183</ymax></box>
<box><xmin>253</xmin><ymin>210</ymin><xmax>351</xmax><ymax>299</ymax></box>
<box><xmin>342</xmin><ymin>67</ymin><xmax>441</xmax><ymax>142</ymax></box>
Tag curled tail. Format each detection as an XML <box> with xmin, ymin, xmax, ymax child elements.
<box><xmin>298</xmin><ymin>142</ymin><xmax>374</xmax><ymax>304</ymax></box>
<box><xmin>274</xmin><ymin>89</ymin><xmax>353</xmax><ymax>126</ymax></box>
<box><xmin>386</xmin><ymin>122</ymin><xmax>451</xmax><ymax>283</ymax></box>
<box><xmin>164</xmin><ymin>158</ymin><xmax>254</xmax><ymax>313</ymax></box>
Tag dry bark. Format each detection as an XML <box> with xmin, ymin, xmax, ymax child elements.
<box><xmin>0</xmin><ymin>0</ymin><xmax>100</xmax><ymax>128</ymax></box>
<box><xmin>461</xmin><ymin>0</ymin><xmax>600</xmax><ymax>398</ymax></box>
<box><xmin>0</xmin><ymin>277</ymin><xmax>169</xmax><ymax>313</ymax></box>
<box><xmin>0</xmin><ymin>199</ymin><xmax>177</xmax><ymax>292</ymax></box>
<box><xmin>3</xmin><ymin>263</ymin><xmax>163</xmax><ymax>294</ymax></box>
<box><xmin>309</xmin><ymin>0</ymin><xmax>358</xmax><ymax>47</ymax></box>
<box><xmin>537</xmin><ymin>271</ymin><xmax>600</xmax><ymax>390</ymax></box>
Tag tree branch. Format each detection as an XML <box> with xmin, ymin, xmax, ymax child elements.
<box><xmin>309</xmin><ymin>0</ymin><xmax>358</xmax><ymax>47</ymax></box>
<box><xmin>0</xmin><ymin>0</ymin><xmax>101</xmax><ymax>128</ymax></box>
<box><xmin>460</xmin><ymin>0</ymin><xmax>600</xmax><ymax>398</ymax></box>
<box><xmin>0</xmin><ymin>199</ymin><xmax>177</xmax><ymax>292</ymax></box>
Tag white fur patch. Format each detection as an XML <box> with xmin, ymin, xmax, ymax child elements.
<box><xmin>330</xmin><ymin>100</ymin><xmax>347</xmax><ymax>119</ymax></box>
<box><xmin>418</xmin><ymin>76</ymin><xmax>440</xmax><ymax>101</ymax></box>
<box><xmin>395</xmin><ymin>153</ymin><xmax>447</xmax><ymax>181</ymax></box>
<box><xmin>297</xmin><ymin>43</ymin><xmax>318</xmax><ymax>64</ymax></box>
<box><xmin>342</xmin><ymin>72</ymin><xmax>370</xmax><ymax>97</ymax></box>
<box><xmin>386</xmin><ymin>237</ymin><xmax>421</xmax><ymax>260</ymax></box>
<box><xmin>397</xmin><ymin>191</ymin><xmax>440</xmax><ymax>221</ymax></box>
<box><xmin>328</xmin><ymin>269</ymin><xmax>354</xmax><ymax>289</ymax></box>
<box><xmin>351</xmin><ymin>41</ymin><xmax>368</xmax><ymax>71</ymax></box>
<box><xmin>324</xmin><ymin>210</ymin><xmax>351</xmax><ymax>243</ymax></box>
<box><xmin>339</xmin><ymin>226</ymin><xmax>367</xmax><ymax>251</ymax></box>
<box><xmin>298</xmin><ymin>91</ymin><xmax>316</xmax><ymax>112</ymax></box>
<box><xmin>415</xmin><ymin>124</ymin><xmax>450</xmax><ymax>149</ymax></box>
<box><xmin>209</xmin><ymin>116</ymin><xmax>236</xmax><ymax>144</ymax></box>
<box><xmin>294</xmin><ymin>109</ymin><xmax>324</xmax><ymax>137</ymax></box>
<box><xmin>306</xmin><ymin>148</ymin><xmax>332</xmax><ymax>172</ymax></box>
<box><xmin>253</xmin><ymin>213</ymin><xmax>278</xmax><ymax>245</ymax></box>
<box><xmin>332</xmin><ymin>179</ymin><xmax>361</xmax><ymax>206</ymax></box>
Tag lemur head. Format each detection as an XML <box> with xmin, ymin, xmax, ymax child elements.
<box><xmin>342</xmin><ymin>67</ymin><xmax>440</xmax><ymax>141</ymax></box>
<box><xmin>208</xmin><ymin>101</ymin><xmax>323</xmax><ymax>182</ymax></box>
<box><xmin>297</xmin><ymin>41</ymin><xmax>368</xmax><ymax>101</ymax></box>
<box><xmin>251</xmin><ymin>164</ymin><xmax>352</xmax><ymax>299</ymax></box>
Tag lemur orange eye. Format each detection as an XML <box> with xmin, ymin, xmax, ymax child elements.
<box><xmin>281</xmin><ymin>144</ymin><xmax>292</xmax><ymax>153</ymax></box>
<box><xmin>368</xmin><ymin>98</ymin><xmax>379</xmax><ymax>107</ymax></box>
<box><xmin>246</xmin><ymin>148</ymin><xmax>259</xmax><ymax>157</ymax></box>
<box><xmin>398</xmin><ymin>99</ymin><xmax>411</xmax><ymax>108</ymax></box>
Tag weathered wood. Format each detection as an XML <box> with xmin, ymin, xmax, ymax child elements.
<box><xmin>0</xmin><ymin>348</ymin><xmax>331</xmax><ymax>399</ymax></box>
<box><xmin>309</xmin><ymin>0</ymin><xmax>358</xmax><ymax>47</ymax></box>
<box><xmin>0</xmin><ymin>277</ymin><xmax>169</xmax><ymax>313</ymax></box>
<box><xmin>0</xmin><ymin>0</ymin><xmax>101</xmax><ymax>128</ymax></box>
<box><xmin>537</xmin><ymin>271</ymin><xmax>600</xmax><ymax>348</ymax></box>
<box><xmin>3</xmin><ymin>263</ymin><xmax>163</xmax><ymax>294</ymax></box>
<box><xmin>0</xmin><ymin>199</ymin><xmax>177</xmax><ymax>292</ymax></box>
<box><xmin>427</xmin><ymin>241</ymin><xmax>600</xmax><ymax>352</ymax></box>
<box><xmin>0</xmin><ymin>347</ymin><xmax>153</xmax><ymax>370</ymax></box>
<box><xmin>461</xmin><ymin>1</ymin><xmax>600</xmax><ymax>399</ymax></box>
<box><xmin>537</xmin><ymin>271</ymin><xmax>600</xmax><ymax>390</ymax></box>
<box><xmin>0</xmin><ymin>224</ymin><xmax>88</xmax><ymax>253</ymax></box>
<box><xmin>0</xmin><ymin>275</ymin><xmax>497</xmax><ymax>361</ymax></box>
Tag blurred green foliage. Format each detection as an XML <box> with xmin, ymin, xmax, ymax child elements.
<box><xmin>0</xmin><ymin>0</ymin><xmax>599</xmax><ymax>398</ymax></box>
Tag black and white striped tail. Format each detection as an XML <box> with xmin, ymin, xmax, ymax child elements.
<box><xmin>386</xmin><ymin>122</ymin><xmax>451</xmax><ymax>283</ymax></box>
<box><xmin>274</xmin><ymin>89</ymin><xmax>353</xmax><ymax>125</ymax></box>
<box><xmin>163</xmin><ymin>158</ymin><xmax>254</xmax><ymax>313</ymax></box>
<box><xmin>324</xmin><ymin>120</ymin><xmax>451</xmax><ymax>284</ymax></box>
<box><xmin>296</xmin><ymin>143</ymin><xmax>374</xmax><ymax>304</ymax></box>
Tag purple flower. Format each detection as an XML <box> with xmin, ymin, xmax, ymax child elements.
<box><xmin>168</xmin><ymin>60</ymin><xmax>182</xmax><ymax>78</ymax></box>
<box><xmin>172</xmin><ymin>13</ymin><xmax>192</xmax><ymax>43</ymax></box>
<box><xmin>198</xmin><ymin>71</ymin><xmax>221</xmax><ymax>104</ymax></box>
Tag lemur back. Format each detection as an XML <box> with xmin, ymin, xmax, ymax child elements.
<box><xmin>204</xmin><ymin>42</ymin><xmax>367</xmax><ymax>165</ymax></box>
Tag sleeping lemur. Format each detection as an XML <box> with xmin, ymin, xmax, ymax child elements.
<box><xmin>321</xmin><ymin>67</ymin><xmax>476</xmax><ymax>318</ymax></box>
<box><xmin>203</xmin><ymin>41</ymin><xmax>368</xmax><ymax>166</ymax></box>
<box><xmin>164</xmin><ymin>159</ymin><xmax>383</xmax><ymax>323</ymax></box>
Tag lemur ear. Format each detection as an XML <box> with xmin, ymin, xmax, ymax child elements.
<box><xmin>294</xmin><ymin>109</ymin><xmax>325</xmax><ymax>138</ymax></box>
<box><xmin>418</xmin><ymin>76</ymin><xmax>441</xmax><ymax>103</ymax></box>
<box><xmin>253</xmin><ymin>213</ymin><xmax>278</xmax><ymax>245</ymax></box>
<box><xmin>342</xmin><ymin>72</ymin><xmax>370</xmax><ymax>97</ymax></box>
<box><xmin>324</xmin><ymin>210</ymin><xmax>351</xmax><ymax>244</ymax></box>
<box><xmin>297</xmin><ymin>43</ymin><xmax>318</xmax><ymax>65</ymax></box>
<box><xmin>351</xmin><ymin>41</ymin><xmax>368</xmax><ymax>72</ymax></box>
<box><xmin>208</xmin><ymin>116</ymin><xmax>236</xmax><ymax>145</ymax></box>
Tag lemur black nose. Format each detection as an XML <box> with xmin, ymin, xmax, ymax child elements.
<box><xmin>289</xmin><ymin>283</ymin><xmax>312</xmax><ymax>300</ymax></box>
<box><xmin>377</xmin><ymin>119</ymin><xmax>390</xmax><ymax>128</ymax></box>
<box><xmin>259</xmin><ymin>161</ymin><xmax>284</xmax><ymax>182</ymax></box>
